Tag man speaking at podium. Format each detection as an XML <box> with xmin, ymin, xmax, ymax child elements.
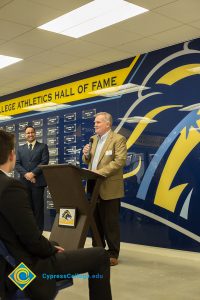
<box><xmin>83</xmin><ymin>112</ymin><xmax>127</xmax><ymax>266</ymax></box>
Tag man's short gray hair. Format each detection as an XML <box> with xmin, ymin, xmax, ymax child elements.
<box><xmin>95</xmin><ymin>112</ymin><xmax>113</xmax><ymax>126</ymax></box>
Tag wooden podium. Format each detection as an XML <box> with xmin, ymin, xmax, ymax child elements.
<box><xmin>40</xmin><ymin>164</ymin><xmax>104</xmax><ymax>250</ymax></box>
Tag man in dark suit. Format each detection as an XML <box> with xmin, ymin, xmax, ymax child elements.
<box><xmin>0</xmin><ymin>130</ymin><xmax>112</xmax><ymax>300</ymax></box>
<box><xmin>15</xmin><ymin>125</ymin><xmax>49</xmax><ymax>231</ymax></box>
<box><xmin>83</xmin><ymin>112</ymin><xmax>127</xmax><ymax>266</ymax></box>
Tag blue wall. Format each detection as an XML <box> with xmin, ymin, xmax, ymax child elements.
<box><xmin>1</xmin><ymin>37</ymin><xmax>200</xmax><ymax>252</ymax></box>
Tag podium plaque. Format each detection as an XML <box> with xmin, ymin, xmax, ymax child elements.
<box><xmin>40</xmin><ymin>164</ymin><xmax>104</xmax><ymax>250</ymax></box>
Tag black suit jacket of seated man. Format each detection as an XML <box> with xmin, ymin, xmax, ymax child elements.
<box><xmin>0</xmin><ymin>171</ymin><xmax>112</xmax><ymax>300</ymax></box>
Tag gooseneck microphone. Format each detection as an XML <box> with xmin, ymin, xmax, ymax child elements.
<box><xmin>86</xmin><ymin>137</ymin><xmax>93</xmax><ymax>159</ymax></box>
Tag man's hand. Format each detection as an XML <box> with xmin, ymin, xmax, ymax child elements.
<box><xmin>83</xmin><ymin>144</ymin><xmax>90</xmax><ymax>157</ymax></box>
<box><xmin>54</xmin><ymin>245</ymin><xmax>65</xmax><ymax>253</ymax></box>
<box><xmin>24</xmin><ymin>172</ymin><xmax>35</xmax><ymax>181</ymax></box>
<box><xmin>30</xmin><ymin>178</ymin><xmax>36</xmax><ymax>183</ymax></box>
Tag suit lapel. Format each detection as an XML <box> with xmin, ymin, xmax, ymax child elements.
<box><xmin>31</xmin><ymin>141</ymin><xmax>40</xmax><ymax>159</ymax></box>
<box><xmin>24</xmin><ymin>143</ymin><xmax>30</xmax><ymax>157</ymax></box>
<box><xmin>33</xmin><ymin>141</ymin><xmax>39</xmax><ymax>151</ymax></box>
<box><xmin>92</xmin><ymin>136</ymin><xmax>98</xmax><ymax>154</ymax></box>
<box><xmin>98</xmin><ymin>131</ymin><xmax>113</xmax><ymax>165</ymax></box>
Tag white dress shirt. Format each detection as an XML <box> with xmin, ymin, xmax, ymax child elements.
<box><xmin>91</xmin><ymin>130</ymin><xmax>110</xmax><ymax>171</ymax></box>
<box><xmin>27</xmin><ymin>139</ymin><xmax>36</xmax><ymax>150</ymax></box>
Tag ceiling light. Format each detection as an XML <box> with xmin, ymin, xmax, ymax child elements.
<box><xmin>38</xmin><ymin>0</ymin><xmax>148</xmax><ymax>38</ymax></box>
<box><xmin>0</xmin><ymin>55</ymin><xmax>22</xmax><ymax>69</ymax></box>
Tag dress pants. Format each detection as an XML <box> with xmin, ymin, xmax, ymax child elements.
<box><xmin>93</xmin><ymin>198</ymin><xmax>121</xmax><ymax>259</ymax></box>
<box><xmin>21</xmin><ymin>180</ymin><xmax>45</xmax><ymax>231</ymax></box>
<box><xmin>53</xmin><ymin>247</ymin><xmax>112</xmax><ymax>300</ymax></box>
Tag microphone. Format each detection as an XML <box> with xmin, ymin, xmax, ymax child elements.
<box><xmin>86</xmin><ymin>137</ymin><xmax>93</xmax><ymax>159</ymax></box>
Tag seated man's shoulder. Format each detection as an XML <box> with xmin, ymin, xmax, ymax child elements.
<box><xmin>0</xmin><ymin>177</ymin><xmax>27</xmax><ymax>205</ymax></box>
<box><xmin>3</xmin><ymin>176</ymin><xmax>26</xmax><ymax>190</ymax></box>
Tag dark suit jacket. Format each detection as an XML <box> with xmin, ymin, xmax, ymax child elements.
<box><xmin>0</xmin><ymin>171</ymin><xmax>57</xmax><ymax>299</ymax></box>
<box><xmin>15</xmin><ymin>141</ymin><xmax>49</xmax><ymax>187</ymax></box>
